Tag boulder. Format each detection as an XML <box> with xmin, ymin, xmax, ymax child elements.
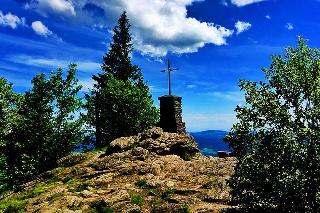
<box><xmin>108</xmin><ymin>127</ymin><xmax>199</xmax><ymax>160</ymax></box>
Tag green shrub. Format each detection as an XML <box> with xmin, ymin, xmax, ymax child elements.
<box><xmin>0</xmin><ymin>199</ymin><xmax>27</xmax><ymax>213</ymax></box>
<box><xmin>225</xmin><ymin>38</ymin><xmax>320</xmax><ymax>212</ymax></box>
<box><xmin>135</xmin><ymin>179</ymin><xmax>147</xmax><ymax>189</ymax></box>
<box><xmin>181</xmin><ymin>204</ymin><xmax>191</xmax><ymax>213</ymax></box>
<box><xmin>88</xmin><ymin>200</ymin><xmax>113</xmax><ymax>213</ymax></box>
<box><xmin>0</xmin><ymin>182</ymin><xmax>55</xmax><ymax>212</ymax></box>
<box><xmin>161</xmin><ymin>188</ymin><xmax>175</xmax><ymax>199</ymax></box>
<box><xmin>131</xmin><ymin>195</ymin><xmax>144</xmax><ymax>207</ymax></box>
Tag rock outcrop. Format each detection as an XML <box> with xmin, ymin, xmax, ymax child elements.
<box><xmin>0</xmin><ymin>128</ymin><xmax>236</xmax><ymax>213</ymax></box>
<box><xmin>108</xmin><ymin>127</ymin><xmax>199</xmax><ymax>160</ymax></box>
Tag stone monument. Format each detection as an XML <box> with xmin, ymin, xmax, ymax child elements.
<box><xmin>158</xmin><ymin>60</ymin><xmax>186</xmax><ymax>134</ymax></box>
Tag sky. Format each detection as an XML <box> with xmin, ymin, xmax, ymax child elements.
<box><xmin>1</xmin><ymin>0</ymin><xmax>320</xmax><ymax>132</ymax></box>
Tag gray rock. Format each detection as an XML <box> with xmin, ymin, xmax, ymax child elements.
<box><xmin>108</xmin><ymin>127</ymin><xmax>199</xmax><ymax>160</ymax></box>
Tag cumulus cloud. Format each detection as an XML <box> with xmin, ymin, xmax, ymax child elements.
<box><xmin>286</xmin><ymin>23</ymin><xmax>294</xmax><ymax>30</ymax></box>
<box><xmin>26</xmin><ymin>0</ymin><xmax>76</xmax><ymax>16</ymax></box>
<box><xmin>265</xmin><ymin>15</ymin><xmax>271</xmax><ymax>19</ymax></box>
<box><xmin>22</xmin><ymin>0</ymin><xmax>234</xmax><ymax>56</ymax></box>
<box><xmin>31</xmin><ymin>21</ymin><xmax>53</xmax><ymax>37</ymax></box>
<box><xmin>235</xmin><ymin>21</ymin><xmax>252</xmax><ymax>34</ymax></box>
<box><xmin>113</xmin><ymin>0</ymin><xmax>234</xmax><ymax>56</ymax></box>
<box><xmin>0</xmin><ymin>10</ymin><xmax>26</xmax><ymax>29</ymax></box>
<box><xmin>231</xmin><ymin>0</ymin><xmax>266</xmax><ymax>7</ymax></box>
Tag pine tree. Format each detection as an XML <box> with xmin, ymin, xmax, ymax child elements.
<box><xmin>88</xmin><ymin>12</ymin><xmax>159</xmax><ymax>148</ymax></box>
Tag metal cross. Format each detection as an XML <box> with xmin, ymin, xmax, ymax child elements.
<box><xmin>161</xmin><ymin>59</ymin><xmax>179</xmax><ymax>96</ymax></box>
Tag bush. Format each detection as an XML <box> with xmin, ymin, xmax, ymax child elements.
<box><xmin>131</xmin><ymin>194</ymin><xmax>144</xmax><ymax>207</ymax></box>
<box><xmin>89</xmin><ymin>200</ymin><xmax>114</xmax><ymax>213</ymax></box>
<box><xmin>225</xmin><ymin>38</ymin><xmax>320</xmax><ymax>212</ymax></box>
<box><xmin>0</xmin><ymin>65</ymin><xmax>85</xmax><ymax>187</ymax></box>
<box><xmin>135</xmin><ymin>179</ymin><xmax>148</xmax><ymax>189</ymax></box>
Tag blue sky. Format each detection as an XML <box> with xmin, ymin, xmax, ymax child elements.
<box><xmin>1</xmin><ymin>0</ymin><xmax>320</xmax><ymax>132</ymax></box>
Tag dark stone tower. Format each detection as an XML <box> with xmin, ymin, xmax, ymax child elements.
<box><xmin>158</xmin><ymin>95</ymin><xmax>186</xmax><ymax>134</ymax></box>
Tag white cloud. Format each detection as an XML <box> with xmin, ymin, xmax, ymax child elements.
<box><xmin>26</xmin><ymin>0</ymin><xmax>76</xmax><ymax>16</ymax></box>
<box><xmin>31</xmin><ymin>21</ymin><xmax>53</xmax><ymax>37</ymax></box>
<box><xmin>24</xmin><ymin>0</ymin><xmax>234</xmax><ymax>56</ymax></box>
<box><xmin>286</xmin><ymin>23</ymin><xmax>294</xmax><ymax>30</ymax></box>
<box><xmin>265</xmin><ymin>15</ymin><xmax>271</xmax><ymax>19</ymax></box>
<box><xmin>235</xmin><ymin>21</ymin><xmax>252</xmax><ymax>35</ymax></box>
<box><xmin>231</xmin><ymin>0</ymin><xmax>266</xmax><ymax>7</ymax></box>
<box><xmin>6</xmin><ymin>55</ymin><xmax>100</xmax><ymax>73</ymax></box>
<box><xmin>122</xmin><ymin>0</ymin><xmax>234</xmax><ymax>56</ymax></box>
<box><xmin>0</xmin><ymin>10</ymin><xmax>26</xmax><ymax>29</ymax></box>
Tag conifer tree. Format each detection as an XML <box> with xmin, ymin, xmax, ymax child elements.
<box><xmin>88</xmin><ymin>12</ymin><xmax>159</xmax><ymax>148</ymax></box>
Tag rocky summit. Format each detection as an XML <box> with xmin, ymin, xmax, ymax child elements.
<box><xmin>108</xmin><ymin>127</ymin><xmax>199</xmax><ymax>160</ymax></box>
<box><xmin>0</xmin><ymin>128</ymin><xmax>236</xmax><ymax>213</ymax></box>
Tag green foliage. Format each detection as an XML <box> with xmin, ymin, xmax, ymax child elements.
<box><xmin>0</xmin><ymin>182</ymin><xmax>55</xmax><ymax>212</ymax></box>
<box><xmin>225</xmin><ymin>38</ymin><xmax>320</xmax><ymax>212</ymax></box>
<box><xmin>161</xmin><ymin>188</ymin><xmax>175</xmax><ymax>199</ymax></box>
<box><xmin>181</xmin><ymin>204</ymin><xmax>191</xmax><ymax>213</ymax></box>
<box><xmin>0</xmin><ymin>199</ymin><xmax>26</xmax><ymax>213</ymax></box>
<box><xmin>0</xmin><ymin>78</ymin><xmax>23</xmax><ymax>190</ymax></box>
<box><xmin>87</xmin><ymin>12</ymin><xmax>159</xmax><ymax>148</ymax></box>
<box><xmin>0</xmin><ymin>64</ymin><xmax>85</xmax><ymax>187</ymax></box>
<box><xmin>88</xmin><ymin>200</ymin><xmax>114</xmax><ymax>213</ymax></box>
<box><xmin>74</xmin><ymin>182</ymin><xmax>89</xmax><ymax>192</ymax></box>
<box><xmin>101</xmin><ymin>11</ymin><xmax>140</xmax><ymax>81</ymax></box>
<box><xmin>135</xmin><ymin>179</ymin><xmax>147</xmax><ymax>189</ymax></box>
<box><xmin>131</xmin><ymin>194</ymin><xmax>144</xmax><ymax>207</ymax></box>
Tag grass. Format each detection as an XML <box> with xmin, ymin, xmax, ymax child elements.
<box><xmin>66</xmin><ymin>177</ymin><xmax>89</xmax><ymax>192</ymax></box>
<box><xmin>0</xmin><ymin>181</ymin><xmax>56</xmax><ymax>212</ymax></box>
<box><xmin>0</xmin><ymin>199</ymin><xmax>27</xmax><ymax>213</ymax></box>
<box><xmin>75</xmin><ymin>182</ymin><xmax>89</xmax><ymax>192</ymax></box>
<box><xmin>181</xmin><ymin>203</ymin><xmax>191</xmax><ymax>213</ymax></box>
<box><xmin>89</xmin><ymin>146</ymin><xmax>109</xmax><ymax>154</ymax></box>
<box><xmin>86</xmin><ymin>200</ymin><xmax>114</xmax><ymax>213</ymax></box>
<box><xmin>161</xmin><ymin>188</ymin><xmax>175</xmax><ymax>199</ymax></box>
<box><xmin>135</xmin><ymin>179</ymin><xmax>147</xmax><ymax>189</ymax></box>
<box><xmin>131</xmin><ymin>194</ymin><xmax>144</xmax><ymax>207</ymax></box>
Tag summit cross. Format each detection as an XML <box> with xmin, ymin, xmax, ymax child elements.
<box><xmin>161</xmin><ymin>59</ymin><xmax>179</xmax><ymax>96</ymax></box>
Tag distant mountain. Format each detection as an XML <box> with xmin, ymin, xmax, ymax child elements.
<box><xmin>190</xmin><ymin>130</ymin><xmax>230</xmax><ymax>157</ymax></box>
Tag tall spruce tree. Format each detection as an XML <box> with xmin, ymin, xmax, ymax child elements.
<box><xmin>88</xmin><ymin>12</ymin><xmax>159</xmax><ymax>148</ymax></box>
